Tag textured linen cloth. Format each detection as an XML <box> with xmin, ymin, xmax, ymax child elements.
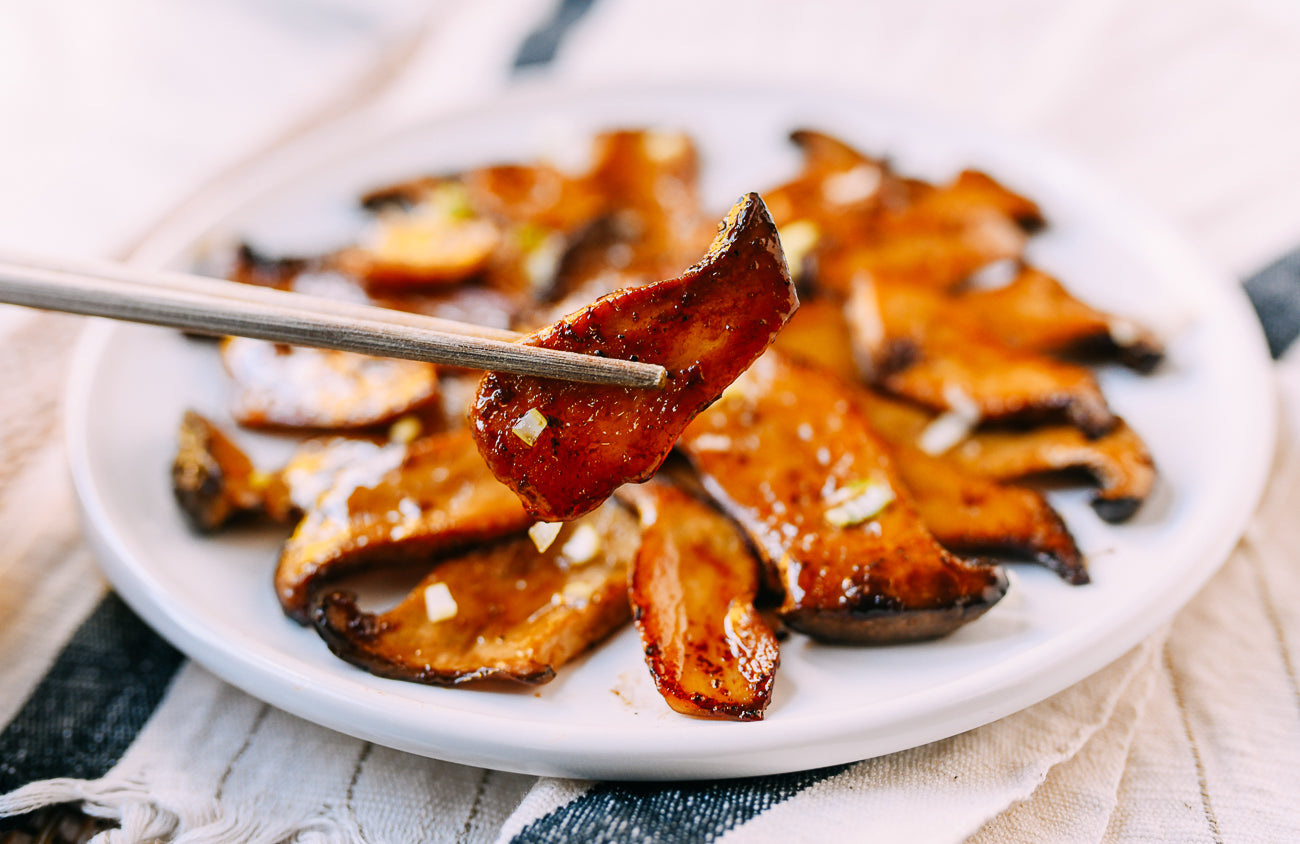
<box><xmin>2</xmin><ymin>1</ymin><xmax>1300</xmax><ymax>841</ymax></box>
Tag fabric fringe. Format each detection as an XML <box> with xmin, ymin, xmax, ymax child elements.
<box><xmin>0</xmin><ymin>775</ymin><xmax>366</xmax><ymax>844</ymax></box>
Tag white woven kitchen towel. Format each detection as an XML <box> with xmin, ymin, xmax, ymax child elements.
<box><xmin>3</xmin><ymin>1</ymin><xmax>1300</xmax><ymax>842</ymax></box>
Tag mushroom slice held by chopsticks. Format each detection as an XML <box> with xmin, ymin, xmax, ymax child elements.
<box><xmin>470</xmin><ymin>192</ymin><xmax>798</xmax><ymax>522</ymax></box>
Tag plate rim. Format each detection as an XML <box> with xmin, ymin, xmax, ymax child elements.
<box><xmin>65</xmin><ymin>83</ymin><xmax>1278</xmax><ymax>779</ymax></box>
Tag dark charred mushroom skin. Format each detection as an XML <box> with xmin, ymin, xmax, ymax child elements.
<box><xmin>470</xmin><ymin>192</ymin><xmax>798</xmax><ymax>522</ymax></box>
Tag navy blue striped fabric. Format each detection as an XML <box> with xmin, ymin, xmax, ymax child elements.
<box><xmin>1244</xmin><ymin>245</ymin><xmax>1300</xmax><ymax>359</ymax></box>
<box><xmin>511</xmin><ymin>764</ymin><xmax>853</xmax><ymax>844</ymax></box>
<box><xmin>0</xmin><ymin>593</ymin><xmax>183</xmax><ymax>794</ymax></box>
<box><xmin>512</xmin><ymin>0</ymin><xmax>598</xmax><ymax>70</ymax></box>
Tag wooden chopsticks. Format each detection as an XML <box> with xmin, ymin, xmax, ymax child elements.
<box><xmin>0</xmin><ymin>254</ymin><xmax>668</xmax><ymax>389</ymax></box>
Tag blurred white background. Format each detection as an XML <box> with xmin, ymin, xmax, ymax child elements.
<box><xmin>2</xmin><ymin>0</ymin><xmax>1299</xmax><ymax>273</ymax></box>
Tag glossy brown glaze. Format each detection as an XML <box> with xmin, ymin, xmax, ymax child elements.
<box><xmin>950</xmin><ymin>419</ymin><xmax>1157</xmax><ymax>523</ymax></box>
<box><xmin>469</xmin><ymin>192</ymin><xmax>798</xmax><ymax>521</ymax></box>
<box><xmin>679</xmin><ymin>352</ymin><xmax>1007</xmax><ymax>644</ymax></box>
<box><xmin>623</xmin><ymin>482</ymin><xmax>779</xmax><ymax>720</ymax></box>
<box><xmin>312</xmin><ymin>501</ymin><xmax>639</xmax><ymax>686</ymax></box>
<box><xmin>221</xmin><ymin>336</ymin><xmax>441</xmax><ymax>431</ymax></box>
<box><xmin>275</xmin><ymin>428</ymin><xmax>531</xmax><ymax>622</ymax></box>
<box><xmin>847</xmin><ymin>277</ymin><xmax>1114</xmax><ymax>435</ymax></box>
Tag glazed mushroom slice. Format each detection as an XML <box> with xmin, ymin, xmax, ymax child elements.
<box><xmin>469</xmin><ymin>192</ymin><xmax>798</xmax><ymax>522</ymax></box>
<box><xmin>275</xmin><ymin>428</ymin><xmax>531</xmax><ymax>623</ymax></box>
<box><xmin>769</xmin><ymin>296</ymin><xmax>862</xmax><ymax>382</ymax></box>
<box><xmin>851</xmin><ymin>391</ymin><xmax>1085</xmax><ymax>582</ymax></box>
<box><xmin>170</xmin><ymin>412</ymin><xmax>394</xmax><ymax>533</ymax></box>
<box><xmin>956</xmin><ymin>264</ymin><xmax>1164</xmax><ymax>372</ymax></box>
<box><xmin>679</xmin><ymin>352</ymin><xmax>1007</xmax><ymax>644</ymax></box>
<box><xmin>846</xmin><ymin>276</ymin><xmax>1114</xmax><ymax>436</ymax></box>
<box><xmin>312</xmin><ymin>500</ymin><xmax>639</xmax><ymax>686</ymax></box>
<box><xmin>771</xmin><ymin>131</ymin><xmax>1042</xmax><ymax>298</ymax></box>
<box><xmin>221</xmin><ymin>336</ymin><xmax>441</xmax><ymax>431</ymax></box>
<box><xmin>335</xmin><ymin>178</ymin><xmax>502</xmax><ymax>286</ymax></box>
<box><xmin>884</xmin><ymin>445</ymin><xmax>1085</xmax><ymax>584</ymax></box>
<box><xmin>580</xmin><ymin>129</ymin><xmax>712</xmax><ymax>273</ymax></box>
<box><xmin>172</xmin><ymin>410</ymin><xmax>281</xmax><ymax>532</ymax></box>
<box><xmin>854</xmin><ymin>382</ymin><xmax>1154</xmax><ymax>523</ymax></box>
<box><xmin>835</xmin><ymin>168</ymin><xmax>1042</xmax><ymax>293</ymax></box>
<box><xmin>762</xmin><ymin>130</ymin><xmax>896</xmax><ymax>240</ymax></box>
<box><xmin>948</xmin><ymin>419</ymin><xmax>1156</xmax><ymax>523</ymax></box>
<box><xmin>772</xmin><ymin>305</ymin><xmax>1086</xmax><ymax>582</ymax></box>
<box><xmin>622</xmin><ymin>481</ymin><xmax>780</xmax><ymax>721</ymax></box>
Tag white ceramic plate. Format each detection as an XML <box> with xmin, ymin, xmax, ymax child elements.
<box><xmin>67</xmin><ymin>86</ymin><xmax>1275</xmax><ymax>780</ymax></box>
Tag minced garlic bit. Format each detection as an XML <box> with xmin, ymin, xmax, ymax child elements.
<box><xmin>918</xmin><ymin>385</ymin><xmax>982</xmax><ymax>455</ymax></box>
<box><xmin>821</xmin><ymin>164</ymin><xmax>882</xmax><ymax>206</ymax></box>
<box><xmin>388</xmin><ymin>414</ymin><xmax>423</xmax><ymax>445</ymax></box>
<box><xmin>918</xmin><ymin>411</ymin><xmax>975</xmax><ymax>456</ymax></box>
<box><xmin>824</xmin><ymin>479</ymin><xmax>895</xmax><ymax>528</ymax></box>
<box><xmin>688</xmin><ymin>433</ymin><xmax>733</xmax><ymax>452</ymax></box>
<box><xmin>560</xmin><ymin>523</ymin><xmax>601</xmax><ymax>565</ymax></box>
<box><xmin>644</xmin><ymin>130</ymin><xmax>689</xmax><ymax>163</ymax></box>
<box><xmin>529</xmin><ymin>520</ymin><xmax>563</xmax><ymax>553</ymax></box>
<box><xmin>1107</xmin><ymin>316</ymin><xmax>1142</xmax><ymax>347</ymax></box>
<box><xmin>511</xmin><ymin>408</ymin><xmax>548</xmax><ymax>446</ymax></box>
<box><xmin>423</xmin><ymin>582</ymin><xmax>458</xmax><ymax>623</ymax></box>
<box><xmin>779</xmin><ymin>220</ymin><xmax>819</xmax><ymax>274</ymax></box>
<box><xmin>247</xmin><ymin>469</ymin><xmax>273</xmax><ymax>493</ymax></box>
<box><xmin>560</xmin><ymin>578</ymin><xmax>597</xmax><ymax>605</ymax></box>
<box><xmin>523</xmin><ymin>231</ymin><xmax>566</xmax><ymax>291</ymax></box>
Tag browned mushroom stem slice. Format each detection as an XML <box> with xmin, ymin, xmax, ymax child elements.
<box><xmin>622</xmin><ymin>481</ymin><xmax>779</xmax><ymax>721</ymax></box>
<box><xmin>957</xmin><ymin>264</ymin><xmax>1164</xmax><ymax>372</ymax></box>
<box><xmin>885</xmin><ymin>445</ymin><xmax>1085</xmax><ymax>584</ymax></box>
<box><xmin>334</xmin><ymin>179</ymin><xmax>502</xmax><ymax>286</ymax></box>
<box><xmin>770</xmin><ymin>130</ymin><xmax>1043</xmax><ymax>299</ymax></box>
<box><xmin>762</xmin><ymin>131</ymin><xmax>897</xmax><ymax>245</ymax></box>
<box><xmin>773</xmin><ymin>305</ymin><xmax>1086</xmax><ymax>582</ymax></box>
<box><xmin>312</xmin><ymin>500</ymin><xmax>639</xmax><ymax>686</ymax></box>
<box><xmin>949</xmin><ymin>420</ymin><xmax>1156</xmax><ymax>523</ymax></box>
<box><xmin>469</xmin><ymin>192</ymin><xmax>798</xmax><ymax>522</ymax></box>
<box><xmin>846</xmin><ymin>276</ymin><xmax>1114</xmax><ymax>435</ymax></box>
<box><xmin>172</xmin><ymin>410</ymin><xmax>279</xmax><ymax>532</ymax></box>
<box><xmin>854</xmin><ymin>167</ymin><xmax>1043</xmax><ymax>292</ymax></box>
<box><xmin>679</xmin><ymin>352</ymin><xmax>1007</xmax><ymax>644</ymax></box>
<box><xmin>769</xmin><ymin>297</ymin><xmax>861</xmax><ymax>382</ymax></box>
<box><xmin>221</xmin><ymin>336</ymin><xmax>441</xmax><ymax>431</ymax></box>
<box><xmin>855</xmin><ymin>377</ymin><xmax>1153</xmax><ymax>523</ymax></box>
<box><xmin>275</xmin><ymin>428</ymin><xmax>531</xmax><ymax>623</ymax></box>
